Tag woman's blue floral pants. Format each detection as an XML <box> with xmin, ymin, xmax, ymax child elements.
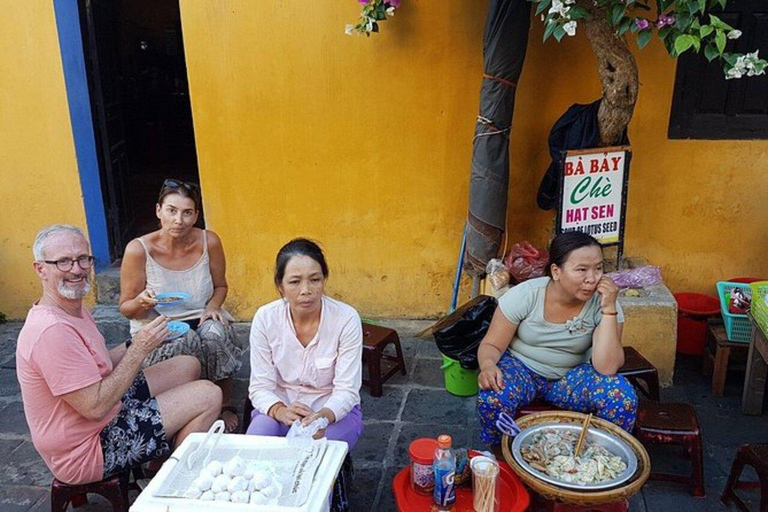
<box><xmin>477</xmin><ymin>351</ymin><xmax>638</xmax><ymax>445</ymax></box>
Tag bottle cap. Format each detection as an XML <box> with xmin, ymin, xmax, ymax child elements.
<box><xmin>437</xmin><ymin>434</ymin><xmax>452</xmax><ymax>449</ymax></box>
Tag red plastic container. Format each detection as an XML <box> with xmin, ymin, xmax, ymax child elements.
<box><xmin>408</xmin><ymin>438</ymin><xmax>437</xmax><ymax>495</ymax></box>
<box><xmin>674</xmin><ymin>293</ymin><xmax>721</xmax><ymax>355</ymax></box>
<box><xmin>392</xmin><ymin>455</ymin><xmax>530</xmax><ymax>512</ymax></box>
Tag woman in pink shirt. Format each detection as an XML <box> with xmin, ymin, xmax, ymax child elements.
<box><xmin>246</xmin><ymin>239</ymin><xmax>363</xmax><ymax>450</ymax></box>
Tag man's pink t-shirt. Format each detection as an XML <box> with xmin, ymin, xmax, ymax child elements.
<box><xmin>16</xmin><ymin>304</ymin><xmax>121</xmax><ymax>484</ymax></box>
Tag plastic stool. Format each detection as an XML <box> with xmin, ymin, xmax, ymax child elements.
<box><xmin>51</xmin><ymin>472</ymin><xmax>129</xmax><ymax>512</ymax></box>
<box><xmin>361</xmin><ymin>323</ymin><xmax>406</xmax><ymax>397</ymax></box>
<box><xmin>721</xmin><ymin>443</ymin><xmax>768</xmax><ymax>512</ymax></box>
<box><xmin>634</xmin><ymin>401</ymin><xmax>705</xmax><ymax>497</ymax></box>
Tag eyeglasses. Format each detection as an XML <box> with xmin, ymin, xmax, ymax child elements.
<box><xmin>42</xmin><ymin>255</ymin><xmax>95</xmax><ymax>272</ymax></box>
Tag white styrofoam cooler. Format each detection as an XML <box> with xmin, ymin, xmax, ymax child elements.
<box><xmin>130</xmin><ymin>434</ymin><xmax>348</xmax><ymax>512</ymax></box>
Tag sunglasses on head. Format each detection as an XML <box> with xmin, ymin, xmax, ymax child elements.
<box><xmin>161</xmin><ymin>179</ymin><xmax>199</xmax><ymax>194</ymax></box>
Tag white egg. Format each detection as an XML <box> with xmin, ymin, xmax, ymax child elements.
<box><xmin>200</xmin><ymin>491</ymin><xmax>215</xmax><ymax>501</ymax></box>
<box><xmin>192</xmin><ymin>475</ymin><xmax>213</xmax><ymax>491</ymax></box>
<box><xmin>250</xmin><ymin>491</ymin><xmax>269</xmax><ymax>505</ymax></box>
<box><xmin>214</xmin><ymin>491</ymin><xmax>231</xmax><ymax>502</ymax></box>
<box><xmin>211</xmin><ymin>474</ymin><xmax>231</xmax><ymax>493</ymax></box>
<box><xmin>261</xmin><ymin>484</ymin><xmax>280</xmax><ymax>500</ymax></box>
<box><xmin>251</xmin><ymin>470</ymin><xmax>272</xmax><ymax>490</ymax></box>
<box><xmin>184</xmin><ymin>487</ymin><xmax>202</xmax><ymax>499</ymax></box>
<box><xmin>227</xmin><ymin>476</ymin><xmax>248</xmax><ymax>493</ymax></box>
<box><xmin>205</xmin><ymin>460</ymin><xmax>224</xmax><ymax>477</ymax></box>
<box><xmin>231</xmin><ymin>490</ymin><xmax>250</xmax><ymax>503</ymax></box>
<box><xmin>224</xmin><ymin>456</ymin><xmax>246</xmax><ymax>477</ymax></box>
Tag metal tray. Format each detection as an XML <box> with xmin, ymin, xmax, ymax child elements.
<box><xmin>511</xmin><ymin>422</ymin><xmax>638</xmax><ymax>491</ymax></box>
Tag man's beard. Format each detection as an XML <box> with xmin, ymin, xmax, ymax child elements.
<box><xmin>57</xmin><ymin>277</ymin><xmax>91</xmax><ymax>299</ymax></box>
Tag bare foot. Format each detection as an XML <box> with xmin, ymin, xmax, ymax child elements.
<box><xmin>220</xmin><ymin>406</ymin><xmax>240</xmax><ymax>433</ymax></box>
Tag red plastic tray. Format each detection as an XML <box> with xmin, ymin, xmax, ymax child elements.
<box><xmin>392</xmin><ymin>459</ymin><xmax>530</xmax><ymax>512</ymax></box>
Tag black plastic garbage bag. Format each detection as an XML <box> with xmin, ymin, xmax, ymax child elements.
<box><xmin>433</xmin><ymin>295</ymin><xmax>497</xmax><ymax>370</ymax></box>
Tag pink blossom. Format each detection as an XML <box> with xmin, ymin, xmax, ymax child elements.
<box><xmin>635</xmin><ymin>18</ymin><xmax>650</xmax><ymax>30</ymax></box>
<box><xmin>657</xmin><ymin>14</ymin><xmax>675</xmax><ymax>28</ymax></box>
<box><xmin>386</xmin><ymin>0</ymin><xmax>401</xmax><ymax>7</ymax></box>
<box><xmin>358</xmin><ymin>0</ymin><xmax>369</xmax><ymax>5</ymax></box>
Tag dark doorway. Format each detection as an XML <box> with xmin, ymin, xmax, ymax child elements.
<box><xmin>79</xmin><ymin>0</ymin><xmax>202</xmax><ymax>260</ymax></box>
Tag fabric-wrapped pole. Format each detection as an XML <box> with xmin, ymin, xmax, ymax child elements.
<box><xmin>464</xmin><ymin>0</ymin><xmax>531</xmax><ymax>276</ymax></box>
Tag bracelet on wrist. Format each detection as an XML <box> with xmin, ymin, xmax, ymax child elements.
<box><xmin>124</xmin><ymin>339</ymin><xmax>133</xmax><ymax>349</ymax></box>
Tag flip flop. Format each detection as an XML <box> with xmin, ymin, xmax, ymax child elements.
<box><xmin>219</xmin><ymin>405</ymin><xmax>240</xmax><ymax>434</ymax></box>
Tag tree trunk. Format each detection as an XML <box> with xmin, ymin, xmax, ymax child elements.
<box><xmin>583</xmin><ymin>9</ymin><xmax>639</xmax><ymax>146</ymax></box>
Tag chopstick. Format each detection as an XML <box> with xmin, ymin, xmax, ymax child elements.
<box><xmin>574</xmin><ymin>413</ymin><xmax>592</xmax><ymax>458</ymax></box>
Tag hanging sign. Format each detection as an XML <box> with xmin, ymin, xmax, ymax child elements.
<box><xmin>556</xmin><ymin>146</ymin><xmax>631</xmax><ymax>253</ymax></box>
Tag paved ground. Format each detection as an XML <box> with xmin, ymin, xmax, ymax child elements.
<box><xmin>0</xmin><ymin>318</ymin><xmax>767</xmax><ymax>511</ymax></box>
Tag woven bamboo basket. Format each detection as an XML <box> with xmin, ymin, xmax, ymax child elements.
<box><xmin>501</xmin><ymin>411</ymin><xmax>650</xmax><ymax>506</ymax></box>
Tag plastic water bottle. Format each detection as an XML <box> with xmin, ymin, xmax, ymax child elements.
<box><xmin>433</xmin><ymin>434</ymin><xmax>456</xmax><ymax>511</ymax></box>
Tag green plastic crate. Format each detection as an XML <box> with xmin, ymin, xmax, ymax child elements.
<box><xmin>750</xmin><ymin>281</ymin><xmax>768</xmax><ymax>337</ymax></box>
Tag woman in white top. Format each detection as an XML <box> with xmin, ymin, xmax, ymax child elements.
<box><xmin>247</xmin><ymin>239</ymin><xmax>364</xmax><ymax>450</ymax></box>
<box><xmin>119</xmin><ymin>179</ymin><xmax>243</xmax><ymax>433</ymax></box>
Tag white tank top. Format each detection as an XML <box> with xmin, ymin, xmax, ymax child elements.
<box><xmin>129</xmin><ymin>230</ymin><xmax>215</xmax><ymax>334</ymax></box>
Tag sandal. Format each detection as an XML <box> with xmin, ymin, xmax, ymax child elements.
<box><xmin>219</xmin><ymin>405</ymin><xmax>241</xmax><ymax>434</ymax></box>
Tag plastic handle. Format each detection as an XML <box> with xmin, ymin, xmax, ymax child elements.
<box><xmin>440</xmin><ymin>359</ymin><xmax>455</xmax><ymax>370</ymax></box>
<box><xmin>187</xmin><ymin>419</ymin><xmax>226</xmax><ymax>469</ymax></box>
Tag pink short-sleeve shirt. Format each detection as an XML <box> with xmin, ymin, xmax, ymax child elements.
<box><xmin>16</xmin><ymin>304</ymin><xmax>120</xmax><ymax>484</ymax></box>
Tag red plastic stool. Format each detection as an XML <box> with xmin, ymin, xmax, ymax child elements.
<box><xmin>51</xmin><ymin>472</ymin><xmax>129</xmax><ymax>511</ymax></box>
<box><xmin>547</xmin><ymin>500</ymin><xmax>628</xmax><ymax>511</ymax></box>
<box><xmin>633</xmin><ymin>401</ymin><xmax>705</xmax><ymax>497</ymax></box>
<box><xmin>361</xmin><ymin>323</ymin><xmax>406</xmax><ymax>397</ymax></box>
<box><xmin>721</xmin><ymin>443</ymin><xmax>768</xmax><ymax>512</ymax></box>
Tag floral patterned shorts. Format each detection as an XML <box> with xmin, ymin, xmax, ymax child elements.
<box><xmin>100</xmin><ymin>371</ymin><xmax>171</xmax><ymax>478</ymax></box>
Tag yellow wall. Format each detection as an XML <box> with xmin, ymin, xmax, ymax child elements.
<box><xmin>179</xmin><ymin>1</ymin><xmax>767</xmax><ymax>319</ymax></box>
<box><xmin>0</xmin><ymin>3</ymin><xmax>88</xmax><ymax>319</ymax></box>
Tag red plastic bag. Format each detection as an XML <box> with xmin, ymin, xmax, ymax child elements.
<box><xmin>503</xmin><ymin>242</ymin><xmax>549</xmax><ymax>284</ymax></box>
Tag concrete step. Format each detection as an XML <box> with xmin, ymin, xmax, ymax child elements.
<box><xmin>93</xmin><ymin>305</ymin><xmax>129</xmax><ymax>347</ymax></box>
<box><xmin>95</xmin><ymin>266</ymin><xmax>121</xmax><ymax>306</ymax></box>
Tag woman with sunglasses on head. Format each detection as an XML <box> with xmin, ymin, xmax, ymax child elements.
<box><xmin>247</xmin><ymin>239</ymin><xmax>364</xmax><ymax>451</ymax></box>
<box><xmin>119</xmin><ymin>179</ymin><xmax>244</xmax><ymax>433</ymax></box>
<box><xmin>476</xmin><ymin>232</ymin><xmax>638</xmax><ymax>448</ymax></box>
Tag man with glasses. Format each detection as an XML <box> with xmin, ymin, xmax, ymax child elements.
<box><xmin>16</xmin><ymin>225</ymin><xmax>222</xmax><ymax>485</ymax></box>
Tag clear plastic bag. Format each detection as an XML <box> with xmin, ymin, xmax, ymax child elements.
<box><xmin>286</xmin><ymin>417</ymin><xmax>329</xmax><ymax>441</ymax></box>
<box><xmin>606</xmin><ymin>266</ymin><xmax>662</xmax><ymax>288</ymax></box>
<box><xmin>485</xmin><ymin>258</ymin><xmax>510</xmax><ymax>297</ymax></box>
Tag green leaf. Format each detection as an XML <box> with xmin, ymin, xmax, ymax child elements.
<box><xmin>618</xmin><ymin>17</ymin><xmax>633</xmax><ymax>36</ymax></box>
<box><xmin>691</xmin><ymin>37</ymin><xmax>701</xmax><ymax>52</ymax></box>
<box><xmin>568</xmin><ymin>6</ymin><xmax>590</xmax><ymax>20</ymax></box>
<box><xmin>691</xmin><ymin>19</ymin><xmax>701</xmax><ymax>29</ymax></box>
<box><xmin>675</xmin><ymin>13</ymin><xmax>693</xmax><ymax>31</ymax></box>
<box><xmin>715</xmin><ymin>30</ymin><xmax>726</xmax><ymax>53</ymax></box>
<box><xmin>708</xmin><ymin>14</ymin><xmax>733</xmax><ymax>31</ymax></box>
<box><xmin>722</xmin><ymin>52</ymin><xmax>738</xmax><ymax>66</ymax></box>
<box><xmin>718</xmin><ymin>0</ymin><xmax>726</xmax><ymax>9</ymax></box>
<box><xmin>554</xmin><ymin>25</ymin><xmax>567</xmax><ymax>41</ymax></box>
<box><xmin>637</xmin><ymin>29</ymin><xmax>653</xmax><ymax>49</ymax></box>
<box><xmin>674</xmin><ymin>34</ymin><xmax>695</xmax><ymax>54</ymax></box>
<box><xmin>704</xmin><ymin>44</ymin><xmax>719</xmax><ymax>61</ymax></box>
<box><xmin>611</xmin><ymin>4</ymin><xmax>626</xmax><ymax>25</ymax></box>
<box><xmin>535</xmin><ymin>0</ymin><xmax>552</xmax><ymax>17</ymax></box>
<box><xmin>543</xmin><ymin>20</ymin><xmax>558</xmax><ymax>42</ymax></box>
<box><xmin>699</xmin><ymin>25</ymin><xmax>714</xmax><ymax>37</ymax></box>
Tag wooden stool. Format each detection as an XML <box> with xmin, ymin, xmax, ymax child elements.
<box><xmin>702</xmin><ymin>324</ymin><xmax>749</xmax><ymax>397</ymax></box>
<box><xmin>633</xmin><ymin>401</ymin><xmax>705</xmax><ymax>497</ymax></box>
<box><xmin>721</xmin><ymin>443</ymin><xmax>768</xmax><ymax>512</ymax></box>
<box><xmin>51</xmin><ymin>472</ymin><xmax>129</xmax><ymax>512</ymax></box>
<box><xmin>361</xmin><ymin>323</ymin><xmax>406</xmax><ymax>397</ymax></box>
<box><xmin>619</xmin><ymin>347</ymin><xmax>660</xmax><ymax>400</ymax></box>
